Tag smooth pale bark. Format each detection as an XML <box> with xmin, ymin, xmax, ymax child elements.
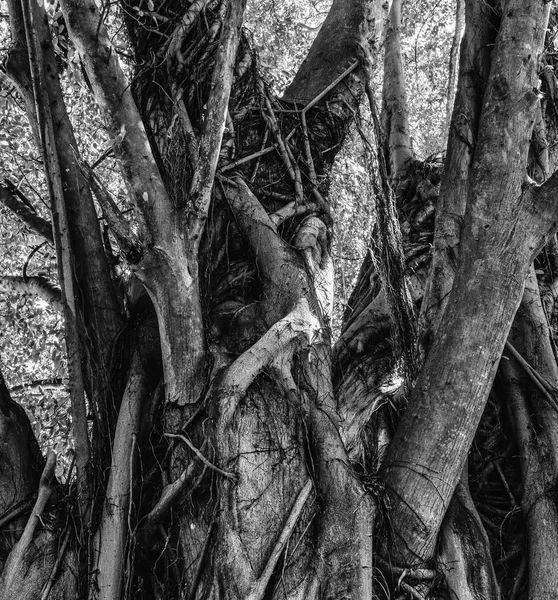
<box><xmin>380</xmin><ymin>0</ymin><xmax>553</xmax><ymax>565</ymax></box>
<box><xmin>382</xmin><ymin>0</ymin><xmax>413</xmax><ymax>178</ymax></box>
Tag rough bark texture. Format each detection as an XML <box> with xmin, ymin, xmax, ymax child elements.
<box><xmin>2</xmin><ymin>0</ymin><xmax>558</xmax><ymax>599</ymax></box>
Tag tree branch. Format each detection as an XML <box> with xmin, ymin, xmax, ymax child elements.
<box><xmin>284</xmin><ymin>0</ymin><xmax>385</xmax><ymax>107</ymax></box>
<box><xmin>92</xmin><ymin>349</ymin><xmax>149</xmax><ymax>600</ymax></box>
<box><xmin>245</xmin><ymin>480</ymin><xmax>313</xmax><ymax>600</ymax></box>
<box><xmin>164</xmin><ymin>0</ymin><xmax>213</xmax><ymax>62</ymax></box>
<box><xmin>218</xmin><ymin>177</ymin><xmax>306</xmax><ymax>317</ymax></box>
<box><xmin>381</xmin><ymin>0</ymin><xmax>413</xmax><ymax>178</ymax></box>
<box><xmin>0</xmin><ymin>182</ymin><xmax>53</xmax><ymax>244</ymax></box>
<box><xmin>21</xmin><ymin>0</ymin><xmax>91</xmax><ymax>511</ymax></box>
<box><xmin>164</xmin><ymin>433</ymin><xmax>235</xmax><ymax>480</ymax></box>
<box><xmin>0</xmin><ymin>451</ymin><xmax>56</xmax><ymax>593</ymax></box>
<box><xmin>0</xmin><ymin>275</ymin><xmax>62</xmax><ymax>311</ymax></box>
<box><xmin>214</xmin><ymin>298</ymin><xmax>321</xmax><ymax>425</ymax></box>
<box><xmin>189</xmin><ymin>0</ymin><xmax>247</xmax><ymax>242</ymax></box>
<box><xmin>77</xmin><ymin>160</ymin><xmax>143</xmax><ymax>263</ymax></box>
<box><xmin>59</xmin><ymin>0</ymin><xmax>174</xmax><ymax>244</ymax></box>
<box><xmin>418</xmin><ymin>0</ymin><xmax>497</xmax><ymax>345</ymax></box>
<box><xmin>142</xmin><ymin>463</ymin><xmax>196</xmax><ymax>530</ymax></box>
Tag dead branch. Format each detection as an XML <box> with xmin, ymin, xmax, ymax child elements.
<box><xmin>300</xmin><ymin>111</ymin><xmax>317</xmax><ymax>185</ymax></box>
<box><xmin>260</xmin><ymin>90</ymin><xmax>304</xmax><ymax>203</ymax></box>
<box><xmin>220</xmin><ymin>128</ymin><xmax>296</xmax><ymax>174</ymax></box>
<box><xmin>504</xmin><ymin>340</ymin><xmax>558</xmax><ymax>413</ymax></box>
<box><xmin>301</xmin><ymin>61</ymin><xmax>358</xmax><ymax>114</ymax></box>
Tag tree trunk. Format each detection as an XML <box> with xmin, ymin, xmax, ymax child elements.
<box><xmin>2</xmin><ymin>0</ymin><xmax>558</xmax><ymax>598</ymax></box>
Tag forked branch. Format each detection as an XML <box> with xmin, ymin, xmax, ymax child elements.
<box><xmin>215</xmin><ymin>297</ymin><xmax>321</xmax><ymax>425</ymax></box>
<box><xmin>59</xmin><ymin>0</ymin><xmax>174</xmax><ymax>244</ymax></box>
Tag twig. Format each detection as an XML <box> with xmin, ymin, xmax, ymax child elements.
<box><xmin>504</xmin><ymin>340</ymin><xmax>558</xmax><ymax>412</ymax></box>
<box><xmin>164</xmin><ymin>433</ymin><xmax>236</xmax><ymax>480</ymax></box>
<box><xmin>220</xmin><ymin>129</ymin><xmax>297</xmax><ymax>174</ymax></box>
<box><xmin>245</xmin><ymin>480</ymin><xmax>313</xmax><ymax>600</ymax></box>
<box><xmin>260</xmin><ymin>89</ymin><xmax>304</xmax><ymax>203</ymax></box>
<box><xmin>90</xmin><ymin>146</ymin><xmax>114</xmax><ymax>170</ymax></box>
<box><xmin>221</xmin><ymin>143</ymin><xmax>275</xmax><ymax>173</ymax></box>
<box><xmin>251</xmin><ymin>128</ymin><xmax>269</xmax><ymax>182</ymax></box>
<box><xmin>494</xmin><ymin>462</ymin><xmax>517</xmax><ymax>507</ymax></box>
<box><xmin>301</xmin><ymin>61</ymin><xmax>358</xmax><ymax>114</ymax></box>
<box><xmin>300</xmin><ymin>110</ymin><xmax>317</xmax><ymax>185</ymax></box>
